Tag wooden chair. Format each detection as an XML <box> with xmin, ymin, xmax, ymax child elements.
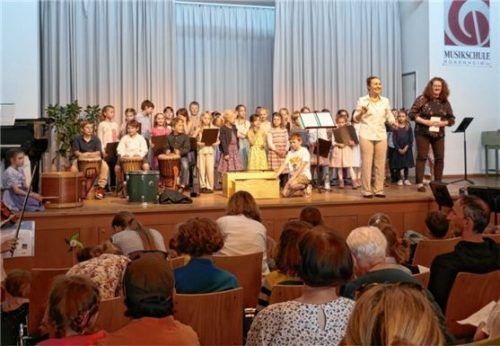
<box><xmin>28</xmin><ymin>268</ymin><xmax>69</xmax><ymax>335</ymax></box>
<box><xmin>484</xmin><ymin>233</ymin><xmax>500</xmax><ymax>243</ymax></box>
<box><xmin>174</xmin><ymin>288</ymin><xmax>243</xmax><ymax>345</ymax></box>
<box><xmin>94</xmin><ymin>296</ymin><xmax>131</xmax><ymax>333</ymax></box>
<box><xmin>412</xmin><ymin>271</ymin><xmax>430</xmax><ymax>287</ymax></box>
<box><xmin>446</xmin><ymin>270</ymin><xmax>500</xmax><ymax>338</ymax></box>
<box><xmin>213</xmin><ymin>252</ymin><xmax>263</xmax><ymax>308</ymax></box>
<box><xmin>412</xmin><ymin>237</ymin><xmax>460</xmax><ymax>268</ymax></box>
<box><xmin>168</xmin><ymin>255</ymin><xmax>189</xmax><ymax>270</ymax></box>
<box><xmin>269</xmin><ymin>284</ymin><xmax>304</xmax><ymax>305</ymax></box>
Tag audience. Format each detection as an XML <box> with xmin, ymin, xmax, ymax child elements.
<box><xmin>110</xmin><ymin>211</ymin><xmax>166</xmax><ymax>256</ymax></box>
<box><xmin>299</xmin><ymin>206</ymin><xmax>324</xmax><ymax>226</ymax></box>
<box><xmin>100</xmin><ymin>252</ymin><xmax>199</xmax><ymax>345</ymax></box>
<box><xmin>1</xmin><ymin>270</ymin><xmax>31</xmax><ymax>346</ymax></box>
<box><xmin>173</xmin><ymin>217</ymin><xmax>239</xmax><ymax>294</ymax></box>
<box><xmin>247</xmin><ymin>227</ymin><xmax>354</xmax><ymax>346</ymax></box>
<box><xmin>216</xmin><ymin>191</ymin><xmax>269</xmax><ymax>275</ymax></box>
<box><xmin>39</xmin><ymin>275</ymin><xmax>105</xmax><ymax>345</ymax></box>
<box><xmin>428</xmin><ymin>195</ymin><xmax>500</xmax><ymax>312</ymax></box>
<box><xmin>376</xmin><ymin>223</ymin><xmax>416</xmax><ymax>274</ymax></box>
<box><xmin>342</xmin><ymin>283</ymin><xmax>444</xmax><ymax>346</ymax></box>
<box><xmin>257</xmin><ymin>221</ymin><xmax>311</xmax><ymax>311</ymax></box>
<box><xmin>367</xmin><ymin>212</ymin><xmax>392</xmax><ymax>228</ymax></box>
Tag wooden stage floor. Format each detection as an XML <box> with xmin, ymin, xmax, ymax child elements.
<box><xmin>5</xmin><ymin>176</ymin><xmax>499</xmax><ymax>271</ymax></box>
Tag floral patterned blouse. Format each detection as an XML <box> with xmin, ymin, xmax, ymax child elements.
<box><xmin>409</xmin><ymin>95</ymin><xmax>455</xmax><ymax>138</ymax></box>
<box><xmin>246</xmin><ymin>297</ymin><xmax>354</xmax><ymax>346</ymax></box>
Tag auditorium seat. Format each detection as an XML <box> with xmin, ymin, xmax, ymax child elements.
<box><xmin>445</xmin><ymin>270</ymin><xmax>500</xmax><ymax>338</ymax></box>
<box><xmin>412</xmin><ymin>237</ymin><xmax>460</xmax><ymax>268</ymax></box>
<box><xmin>174</xmin><ymin>288</ymin><xmax>243</xmax><ymax>345</ymax></box>
<box><xmin>213</xmin><ymin>252</ymin><xmax>263</xmax><ymax>308</ymax></box>
<box><xmin>94</xmin><ymin>296</ymin><xmax>131</xmax><ymax>333</ymax></box>
<box><xmin>269</xmin><ymin>284</ymin><xmax>304</xmax><ymax>305</ymax></box>
<box><xmin>484</xmin><ymin>233</ymin><xmax>500</xmax><ymax>243</ymax></box>
<box><xmin>413</xmin><ymin>271</ymin><xmax>430</xmax><ymax>288</ymax></box>
<box><xmin>168</xmin><ymin>255</ymin><xmax>189</xmax><ymax>270</ymax></box>
<box><xmin>28</xmin><ymin>268</ymin><xmax>69</xmax><ymax>335</ymax></box>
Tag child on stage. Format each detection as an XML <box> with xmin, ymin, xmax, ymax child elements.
<box><xmin>2</xmin><ymin>148</ymin><xmax>44</xmax><ymax>211</ymax></box>
<box><xmin>150</xmin><ymin>113</ymin><xmax>171</xmax><ymax>170</ymax></box>
<box><xmin>98</xmin><ymin>105</ymin><xmax>119</xmax><ymax>188</ymax></box>
<box><xmin>247</xmin><ymin>114</ymin><xmax>268</xmax><ymax>171</ymax></box>
<box><xmin>267</xmin><ymin>113</ymin><xmax>289</xmax><ymax>186</ymax></box>
<box><xmin>136</xmin><ymin>100</ymin><xmax>155</xmax><ymax>140</ymax></box>
<box><xmin>197</xmin><ymin>112</ymin><xmax>218</xmax><ymax>193</ymax></box>
<box><xmin>163</xmin><ymin>106</ymin><xmax>175</xmax><ymax>132</ymax></box>
<box><xmin>218</xmin><ymin>109</ymin><xmax>243</xmax><ymax>174</ymax></box>
<box><xmin>330</xmin><ymin>110</ymin><xmax>356</xmax><ymax>189</ymax></box>
<box><xmin>392</xmin><ymin>109</ymin><xmax>414</xmax><ymax>186</ymax></box>
<box><xmin>274</xmin><ymin>133</ymin><xmax>312</xmax><ymax>197</ymax></box>
<box><xmin>120</xmin><ymin>108</ymin><xmax>136</xmax><ymax>138</ymax></box>
<box><xmin>166</xmin><ymin>118</ymin><xmax>191</xmax><ymax>193</ymax></box>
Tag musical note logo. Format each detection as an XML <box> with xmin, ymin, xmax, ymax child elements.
<box><xmin>444</xmin><ymin>0</ymin><xmax>490</xmax><ymax>47</ymax></box>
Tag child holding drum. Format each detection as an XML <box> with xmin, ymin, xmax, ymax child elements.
<box><xmin>150</xmin><ymin>113</ymin><xmax>171</xmax><ymax>170</ymax></box>
<box><xmin>166</xmin><ymin>118</ymin><xmax>191</xmax><ymax>193</ymax></box>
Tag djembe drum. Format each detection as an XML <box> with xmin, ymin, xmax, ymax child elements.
<box><xmin>77</xmin><ymin>158</ymin><xmax>101</xmax><ymax>199</ymax></box>
<box><xmin>121</xmin><ymin>157</ymin><xmax>143</xmax><ymax>173</ymax></box>
<box><xmin>158</xmin><ymin>153</ymin><xmax>180</xmax><ymax>189</ymax></box>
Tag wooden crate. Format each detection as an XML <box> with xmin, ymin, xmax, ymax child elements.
<box><xmin>223</xmin><ymin>171</ymin><xmax>279</xmax><ymax>198</ymax></box>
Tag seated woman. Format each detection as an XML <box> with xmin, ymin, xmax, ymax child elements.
<box><xmin>1</xmin><ymin>270</ymin><xmax>31</xmax><ymax>346</ymax></box>
<box><xmin>256</xmin><ymin>221</ymin><xmax>312</xmax><ymax>312</ymax></box>
<box><xmin>110</xmin><ymin>211</ymin><xmax>166</xmax><ymax>256</ymax></box>
<box><xmin>247</xmin><ymin>227</ymin><xmax>354</xmax><ymax>346</ymax></box>
<box><xmin>342</xmin><ymin>283</ymin><xmax>444</xmax><ymax>345</ymax></box>
<box><xmin>39</xmin><ymin>275</ymin><xmax>105</xmax><ymax>345</ymax></box>
<box><xmin>216</xmin><ymin>191</ymin><xmax>269</xmax><ymax>275</ymax></box>
<box><xmin>173</xmin><ymin>217</ymin><xmax>239</xmax><ymax>294</ymax></box>
<box><xmin>67</xmin><ymin>242</ymin><xmax>130</xmax><ymax>299</ymax></box>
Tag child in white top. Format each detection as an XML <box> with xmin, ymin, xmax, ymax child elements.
<box><xmin>98</xmin><ymin>105</ymin><xmax>119</xmax><ymax>156</ymax></box>
<box><xmin>197</xmin><ymin>112</ymin><xmax>219</xmax><ymax>193</ymax></box>
<box><xmin>330</xmin><ymin>111</ymin><xmax>356</xmax><ymax>189</ymax></box>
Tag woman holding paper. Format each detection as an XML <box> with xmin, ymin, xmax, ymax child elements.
<box><xmin>354</xmin><ymin>76</ymin><xmax>396</xmax><ymax>198</ymax></box>
<box><xmin>409</xmin><ymin>77</ymin><xmax>455</xmax><ymax>192</ymax></box>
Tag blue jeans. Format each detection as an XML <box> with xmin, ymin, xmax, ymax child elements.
<box><xmin>180</xmin><ymin>156</ymin><xmax>190</xmax><ymax>187</ymax></box>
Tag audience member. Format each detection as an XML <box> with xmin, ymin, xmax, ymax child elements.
<box><xmin>216</xmin><ymin>191</ymin><xmax>269</xmax><ymax>275</ymax></box>
<box><xmin>367</xmin><ymin>212</ymin><xmax>392</xmax><ymax>228</ymax></box>
<box><xmin>299</xmin><ymin>206</ymin><xmax>324</xmax><ymax>226</ymax></box>
<box><xmin>110</xmin><ymin>211</ymin><xmax>166</xmax><ymax>256</ymax></box>
<box><xmin>247</xmin><ymin>227</ymin><xmax>354</xmax><ymax>346</ymax></box>
<box><xmin>342</xmin><ymin>283</ymin><xmax>444</xmax><ymax>345</ymax></box>
<box><xmin>257</xmin><ymin>221</ymin><xmax>312</xmax><ymax>311</ymax></box>
<box><xmin>173</xmin><ymin>217</ymin><xmax>239</xmax><ymax>294</ymax></box>
<box><xmin>100</xmin><ymin>252</ymin><xmax>199</xmax><ymax>345</ymax></box>
<box><xmin>376</xmin><ymin>223</ymin><xmax>415</xmax><ymax>274</ymax></box>
<box><xmin>1</xmin><ymin>270</ymin><xmax>31</xmax><ymax>346</ymax></box>
<box><xmin>40</xmin><ymin>275</ymin><xmax>105</xmax><ymax>345</ymax></box>
<box><xmin>428</xmin><ymin>195</ymin><xmax>500</xmax><ymax>312</ymax></box>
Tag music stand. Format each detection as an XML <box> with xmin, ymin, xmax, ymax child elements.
<box><xmin>430</xmin><ymin>181</ymin><xmax>454</xmax><ymax>210</ymax></box>
<box><xmin>450</xmin><ymin>117</ymin><xmax>474</xmax><ymax>185</ymax></box>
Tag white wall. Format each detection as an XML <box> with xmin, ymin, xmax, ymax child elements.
<box><xmin>0</xmin><ymin>0</ymin><xmax>40</xmax><ymax>119</ymax></box>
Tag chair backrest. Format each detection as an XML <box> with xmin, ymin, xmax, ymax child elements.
<box><xmin>484</xmin><ymin>234</ymin><xmax>500</xmax><ymax>243</ymax></box>
<box><xmin>168</xmin><ymin>256</ymin><xmax>189</xmax><ymax>270</ymax></box>
<box><xmin>412</xmin><ymin>271</ymin><xmax>430</xmax><ymax>288</ymax></box>
<box><xmin>213</xmin><ymin>252</ymin><xmax>263</xmax><ymax>308</ymax></box>
<box><xmin>94</xmin><ymin>296</ymin><xmax>131</xmax><ymax>333</ymax></box>
<box><xmin>28</xmin><ymin>268</ymin><xmax>69</xmax><ymax>335</ymax></box>
<box><xmin>446</xmin><ymin>270</ymin><xmax>500</xmax><ymax>338</ymax></box>
<box><xmin>412</xmin><ymin>237</ymin><xmax>460</xmax><ymax>268</ymax></box>
<box><xmin>174</xmin><ymin>288</ymin><xmax>243</xmax><ymax>345</ymax></box>
<box><xmin>269</xmin><ymin>284</ymin><xmax>304</xmax><ymax>305</ymax></box>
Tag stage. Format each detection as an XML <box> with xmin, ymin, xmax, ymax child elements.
<box><xmin>4</xmin><ymin>176</ymin><xmax>499</xmax><ymax>272</ymax></box>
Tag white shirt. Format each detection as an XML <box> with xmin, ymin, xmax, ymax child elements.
<box><xmin>111</xmin><ymin>229</ymin><xmax>166</xmax><ymax>256</ymax></box>
<box><xmin>97</xmin><ymin>120</ymin><xmax>119</xmax><ymax>152</ymax></box>
<box><xmin>354</xmin><ymin>95</ymin><xmax>395</xmax><ymax>141</ymax></box>
<box><xmin>236</xmin><ymin>119</ymin><xmax>251</xmax><ymax>139</ymax></box>
<box><xmin>285</xmin><ymin>147</ymin><xmax>312</xmax><ymax>180</ymax></box>
<box><xmin>261</xmin><ymin>121</ymin><xmax>272</xmax><ymax>135</ymax></box>
<box><xmin>216</xmin><ymin>214</ymin><xmax>269</xmax><ymax>275</ymax></box>
<box><xmin>117</xmin><ymin>134</ymin><xmax>148</xmax><ymax>158</ymax></box>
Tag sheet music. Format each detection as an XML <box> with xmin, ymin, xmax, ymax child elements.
<box><xmin>458</xmin><ymin>301</ymin><xmax>497</xmax><ymax>328</ymax></box>
<box><xmin>316</xmin><ymin>112</ymin><xmax>335</xmax><ymax>127</ymax></box>
<box><xmin>1</xmin><ymin>221</ymin><xmax>35</xmax><ymax>258</ymax></box>
<box><xmin>0</xmin><ymin>103</ymin><xmax>16</xmax><ymax>126</ymax></box>
<box><xmin>429</xmin><ymin>116</ymin><xmax>441</xmax><ymax>133</ymax></box>
<box><xmin>299</xmin><ymin>113</ymin><xmax>319</xmax><ymax>128</ymax></box>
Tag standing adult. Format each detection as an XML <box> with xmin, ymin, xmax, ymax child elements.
<box><xmin>354</xmin><ymin>76</ymin><xmax>396</xmax><ymax>198</ymax></box>
<box><xmin>409</xmin><ymin>77</ymin><xmax>455</xmax><ymax>192</ymax></box>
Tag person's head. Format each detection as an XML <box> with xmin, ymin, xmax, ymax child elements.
<box><xmin>278</xmin><ymin>108</ymin><xmax>289</xmax><ymax>123</ymax></box>
<box><xmin>275</xmin><ymin>221</ymin><xmax>312</xmax><ymax>276</ymax></box>
<box><xmin>300</xmin><ymin>106</ymin><xmax>311</xmax><ymax>113</ymax></box>
<box><xmin>346</xmin><ymin>226</ymin><xmax>388</xmax><ymax>276</ymax></box>
<box><xmin>176</xmin><ymin>107</ymin><xmax>189</xmax><ymax>122</ymax></box>
<box><xmin>76</xmin><ymin>242</ymin><xmax>122</xmax><ymax>262</ymax></box>
<box><xmin>336</xmin><ymin>112</ymin><xmax>348</xmax><ymax>127</ymax></box>
<box><xmin>397</xmin><ymin>109</ymin><xmax>408</xmax><ymax>126</ymax></box>
<box><xmin>175</xmin><ymin>217</ymin><xmax>224</xmax><ymax>257</ymax></box>
<box><xmin>289</xmin><ymin>133</ymin><xmax>303</xmax><ymax>151</ymax></box>
<box><xmin>123</xmin><ymin>252</ymin><xmax>174</xmax><ymax>318</ymax></box>
<box><xmin>298</xmin><ymin>226</ymin><xmax>353</xmax><ymax>287</ymax></box>
<box><xmin>213</xmin><ymin>113</ymin><xmax>224</xmax><ymax>127</ymax></box>
<box><xmin>201</xmin><ymin>111</ymin><xmax>212</xmax><ymax>127</ymax></box>
<box><xmin>163</xmin><ymin>106</ymin><xmax>174</xmax><ymax>121</ymax></box>
<box><xmin>447</xmin><ymin>195</ymin><xmax>491</xmax><ymax>235</ymax></box>
<box><xmin>126</xmin><ymin>119</ymin><xmax>140</xmax><ymax>136</ymax></box>
<box><xmin>366</xmin><ymin>76</ymin><xmax>382</xmax><ymax>97</ymax></box>
<box><xmin>154</xmin><ymin>113</ymin><xmax>166</xmax><ymax>127</ymax></box>
<box><xmin>140</xmin><ymin>100</ymin><xmax>155</xmax><ymax>114</ymax></box>
<box><xmin>124</xmin><ymin>108</ymin><xmax>137</xmax><ymax>123</ymax></box>
<box><xmin>222</xmin><ymin>109</ymin><xmax>236</xmax><ymax>125</ymax></box>
<box><xmin>368</xmin><ymin>212</ymin><xmax>392</xmax><ymax>228</ymax></box>
<box><xmin>272</xmin><ymin>113</ymin><xmax>284</xmax><ymax>129</ymax></box>
<box><xmin>112</xmin><ymin>211</ymin><xmax>158</xmax><ymax>251</ymax></box>
<box><xmin>337</xmin><ymin>109</ymin><xmax>349</xmax><ymax>120</ymax></box>
<box><xmin>250</xmin><ymin>114</ymin><xmax>261</xmax><ymax>129</ymax></box>
<box><xmin>377</xmin><ymin>223</ymin><xmax>409</xmax><ymax>265</ymax></box>
<box><xmin>292</xmin><ymin>111</ymin><xmax>301</xmax><ymax>127</ymax></box>
<box><xmin>172</xmin><ymin>117</ymin><xmax>185</xmax><ymax>134</ymax></box>
<box><xmin>423</xmin><ymin>77</ymin><xmax>450</xmax><ymax>102</ymax></box>
<box><xmin>258</xmin><ymin>107</ymin><xmax>269</xmax><ymax>122</ymax></box>
<box><xmin>4</xmin><ymin>269</ymin><xmax>31</xmax><ymax>298</ymax></box>
<box><xmin>189</xmin><ymin>101</ymin><xmax>199</xmax><ymax>117</ymax></box>
<box><xmin>343</xmin><ymin>283</ymin><xmax>444</xmax><ymax>346</ymax></box>
<box><xmin>101</xmin><ymin>105</ymin><xmax>115</xmax><ymax>121</ymax></box>
<box><xmin>255</xmin><ymin>106</ymin><xmax>262</xmax><ymax>114</ymax></box>
<box><xmin>425</xmin><ymin>211</ymin><xmax>449</xmax><ymax>239</ymax></box>
<box><xmin>6</xmin><ymin>148</ymin><xmax>24</xmax><ymax>168</ymax></box>
<box><xmin>47</xmin><ymin>275</ymin><xmax>100</xmax><ymax>338</ymax></box>
<box><xmin>226</xmin><ymin>190</ymin><xmax>261</xmax><ymax>222</ymax></box>
<box><xmin>299</xmin><ymin>206</ymin><xmax>324</xmax><ymax>226</ymax></box>
<box><xmin>80</xmin><ymin>121</ymin><xmax>94</xmax><ymax>136</ymax></box>
<box><xmin>235</xmin><ymin>104</ymin><xmax>246</xmax><ymax>119</ymax></box>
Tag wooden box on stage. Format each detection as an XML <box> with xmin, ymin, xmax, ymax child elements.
<box><xmin>223</xmin><ymin>171</ymin><xmax>279</xmax><ymax>199</ymax></box>
<box><xmin>42</xmin><ymin>172</ymin><xmax>85</xmax><ymax>209</ymax></box>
